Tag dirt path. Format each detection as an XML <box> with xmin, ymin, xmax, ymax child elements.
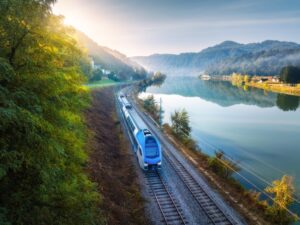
<box><xmin>85</xmin><ymin>87</ymin><xmax>150</xmax><ymax>225</ymax></box>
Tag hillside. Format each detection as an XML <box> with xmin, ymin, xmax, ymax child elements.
<box><xmin>132</xmin><ymin>40</ymin><xmax>300</xmax><ymax>76</ymax></box>
<box><xmin>74</xmin><ymin>30</ymin><xmax>147</xmax><ymax>80</ymax></box>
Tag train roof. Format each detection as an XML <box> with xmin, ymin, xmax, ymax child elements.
<box><xmin>122</xmin><ymin>97</ymin><xmax>131</xmax><ymax>105</ymax></box>
<box><xmin>128</xmin><ymin>109</ymin><xmax>147</xmax><ymax>130</ymax></box>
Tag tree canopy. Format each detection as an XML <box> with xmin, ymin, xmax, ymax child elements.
<box><xmin>0</xmin><ymin>1</ymin><xmax>100</xmax><ymax>224</ymax></box>
<box><xmin>280</xmin><ymin>66</ymin><xmax>300</xmax><ymax>84</ymax></box>
<box><xmin>143</xmin><ymin>95</ymin><xmax>160</xmax><ymax>122</ymax></box>
<box><xmin>171</xmin><ymin>109</ymin><xmax>191</xmax><ymax>139</ymax></box>
<box><xmin>89</xmin><ymin>68</ymin><xmax>103</xmax><ymax>82</ymax></box>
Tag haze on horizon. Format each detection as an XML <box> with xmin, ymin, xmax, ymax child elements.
<box><xmin>53</xmin><ymin>0</ymin><xmax>300</xmax><ymax>57</ymax></box>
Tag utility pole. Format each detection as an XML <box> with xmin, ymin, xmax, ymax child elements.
<box><xmin>159</xmin><ymin>97</ymin><xmax>162</xmax><ymax>129</ymax></box>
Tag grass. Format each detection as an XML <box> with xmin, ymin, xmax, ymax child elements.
<box><xmin>86</xmin><ymin>79</ymin><xmax>118</xmax><ymax>89</ymax></box>
<box><xmin>87</xmin><ymin>79</ymin><xmax>134</xmax><ymax>89</ymax></box>
<box><xmin>247</xmin><ymin>82</ymin><xmax>300</xmax><ymax>96</ymax></box>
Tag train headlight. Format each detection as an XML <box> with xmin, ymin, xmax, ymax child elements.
<box><xmin>157</xmin><ymin>161</ymin><xmax>162</xmax><ymax>166</ymax></box>
<box><xmin>143</xmin><ymin>163</ymin><xmax>148</xmax><ymax>170</ymax></box>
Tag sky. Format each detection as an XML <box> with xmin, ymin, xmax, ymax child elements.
<box><xmin>53</xmin><ymin>0</ymin><xmax>300</xmax><ymax>56</ymax></box>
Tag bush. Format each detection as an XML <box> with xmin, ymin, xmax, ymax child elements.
<box><xmin>208</xmin><ymin>151</ymin><xmax>239</xmax><ymax>179</ymax></box>
<box><xmin>142</xmin><ymin>95</ymin><xmax>160</xmax><ymax>122</ymax></box>
<box><xmin>89</xmin><ymin>68</ymin><xmax>103</xmax><ymax>82</ymax></box>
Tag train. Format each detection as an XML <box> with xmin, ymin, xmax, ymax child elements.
<box><xmin>119</xmin><ymin>93</ymin><xmax>162</xmax><ymax>170</ymax></box>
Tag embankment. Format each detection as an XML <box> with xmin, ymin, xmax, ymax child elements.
<box><xmin>85</xmin><ymin>87</ymin><xmax>150</xmax><ymax>225</ymax></box>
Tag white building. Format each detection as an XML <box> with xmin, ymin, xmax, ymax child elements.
<box><xmin>200</xmin><ymin>74</ymin><xmax>211</xmax><ymax>80</ymax></box>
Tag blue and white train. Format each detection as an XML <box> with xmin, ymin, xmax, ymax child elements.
<box><xmin>119</xmin><ymin>93</ymin><xmax>162</xmax><ymax>170</ymax></box>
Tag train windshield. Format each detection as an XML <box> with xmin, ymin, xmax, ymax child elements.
<box><xmin>144</xmin><ymin>137</ymin><xmax>159</xmax><ymax>158</ymax></box>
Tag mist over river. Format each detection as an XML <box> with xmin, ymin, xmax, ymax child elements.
<box><xmin>139</xmin><ymin>76</ymin><xmax>300</xmax><ymax>215</ymax></box>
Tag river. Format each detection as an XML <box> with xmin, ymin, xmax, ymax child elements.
<box><xmin>139</xmin><ymin>76</ymin><xmax>300</xmax><ymax>216</ymax></box>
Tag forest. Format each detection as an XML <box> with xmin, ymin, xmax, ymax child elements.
<box><xmin>0</xmin><ymin>1</ymin><xmax>100</xmax><ymax>224</ymax></box>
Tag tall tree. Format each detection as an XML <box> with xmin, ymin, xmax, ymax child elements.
<box><xmin>280</xmin><ymin>66</ymin><xmax>300</xmax><ymax>84</ymax></box>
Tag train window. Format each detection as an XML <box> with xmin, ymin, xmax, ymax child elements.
<box><xmin>132</xmin><ymin>136</ymin><xmax>138</xmax><ymax>147</ymax></box>
<box><xmin>125</xmin><ymin>104</ymin><xmax>132</xmax><ymax>109</ymax></box>
<box><xmin>127</xmin><ymin>117</ymin><xmax>135</xmax><ymax>132</ymax></box>
<box><xmin>145</xmin><ymin>137</ymin><xmax>159</xmax><ymax>158</ymax></box>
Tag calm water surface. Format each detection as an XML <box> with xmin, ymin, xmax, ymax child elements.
<box><xmin>139</xmin><ymin>77</ymin><xmax>300</xmax><ymax>214</ymax></box>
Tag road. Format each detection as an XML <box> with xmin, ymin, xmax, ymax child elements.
<box><xmin>116</xmin><ymin>86</ymin><xmax>247</xmax><ymax>225</ymax></box>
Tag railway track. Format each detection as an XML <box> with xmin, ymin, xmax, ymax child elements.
<box><xmin>129</xmin><ymin>99</ymin><xmax>239</xmax><ymax>225</ymax></box>
<box><xmin>118</xmin><ymin>89</ymin><xmax>243</xmax><ymax>225</ymax></box>
<box><xmin>163</xmin><ymin>149</ymin><xmax>237</xmax><ymax>225</ymax></box>
<box><xmin>145</xmin><ymin>170</ymin><xmax>188</xmax><ymax>225</ymax></box>
<box><xmin>115</xmin><ymin>91</ymin><xmax>188</xmax><ymax>225</ymax></box>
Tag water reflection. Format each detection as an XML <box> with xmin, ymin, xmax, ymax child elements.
<box><xmin>143</xmin><ymin>76</ymin><xmax>300</xmax><ymax>220</ymax></box>
<box><xmin>276</xmin><ymin>94</ymin><xmax>300</xmax><ymax>111</ymax></box>
<box><xmin>146</xmin><ymin>77</ymin><xmax>300</xmax><ymax>111</ymax></box>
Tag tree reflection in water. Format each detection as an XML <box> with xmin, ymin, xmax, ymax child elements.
<box><xmin>276</xmin><ymin>94</ymin><xmax>300</xmax><ymax>111</ymax></box>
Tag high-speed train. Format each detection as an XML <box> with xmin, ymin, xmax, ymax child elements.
<box><xmin>119</xmin><ymin>93</ymin><xmax>162</xmax><ymax>170</ymax></box>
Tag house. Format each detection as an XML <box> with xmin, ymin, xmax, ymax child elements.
<box><xmin>200</xmin><ymin>74</ymin><xmax>211</xmax><ymax>80</ymax></box>
<box><xmin>272</xmin><ymin>76</ymin><xmax>280</xmax><ymax>83</ymax></box>
<box><xmin>259</xmin><ymin>78</ymin><xmax>268</xmax><ymax>83</ymax></box>
<box><xmin>90</xmin><ymin>57</ymin><xmax>95</xmax><ymax>69</ymax></box>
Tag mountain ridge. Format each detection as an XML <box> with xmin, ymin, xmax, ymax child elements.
<box><xmin>132</xmin><ymin>40</ymin><xmax>300</xmax><ymax>76</ymax></box>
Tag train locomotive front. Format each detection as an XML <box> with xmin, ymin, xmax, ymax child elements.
<box><xmin>136</xmin><ymin>129</ymin><xmax>161</xmax><ymax>170</ymax></box>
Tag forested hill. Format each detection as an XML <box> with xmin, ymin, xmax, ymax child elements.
<box><xmin>132</xmin><ymin>40</ymin><xmax>300</xmax><ymax>76</ymax></box>
<box><xmin>74</xmin><ymin>30</ymin><xmax>147</xmax><ymax>80</ymax></box>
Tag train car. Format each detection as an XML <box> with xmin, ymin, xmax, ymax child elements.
<box><xmin>119</xmin><ymin>93</ymin><xmax>132</xmax><ymax>109</ymax></box>
<box><xmin>120</xmin><ymin>94</ymin><xmax>162</xmax><ymax>170</ymax></box>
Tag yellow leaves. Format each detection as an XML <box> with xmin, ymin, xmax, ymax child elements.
<box><xmin>59</xmin><ymin>110</ymin><xmax>82</xmax><ymax>125</ymax></box>
<box><xmin>265</xmin><ymin>175</ymin><xmax>295</xmax><ymax>209</ymax></box>
<box><xmin>78</xmin><ymin>85</ymin><xmax>89</xmax><ymax>93</ymax></box>
<box><xmin>244</xmin><ymin>75</ymin><xmax>249</xmax><ymax>83</ymax></box>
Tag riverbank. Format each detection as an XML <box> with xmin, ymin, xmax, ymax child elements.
<box><xmin>135</xmin><ymin>91</ymin><xmax>268</xmax><ymax>224</ymax></box>
<box><xmin>85</xmin><ymin>87</ymin><xmax>150</xmax><ymax>225</ymax></box>
<box><xmin>161</xmin><ymin>124</ymin><xmax>270</xmax><ymax>225</ymax></box>
<box><xmin>136</xmin><ymin>86</ymin><xmax>300</xmax><ymax>224</ymax></box>
<box><xmin>228</xmin><ymin>74</ymin><xmax>300</xmax><ymax>96</ymax></box>
<box><xmin>247</xmin><ymin>82</ymin><xmax>300</xmax><ymax>97</ymax></box>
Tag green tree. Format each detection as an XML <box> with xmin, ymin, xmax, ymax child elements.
<box><xmin>89</xmin><ymin>68</ymin><xmax>103</xmax><ymax>82</ymax></box>
<box><xmin>265</xmin><ymin>175</ymin><xmax>298</xmax><ymax>224</ymax></box>
<box><xmin>108</xmin><ymin>72</ymin><xmax>119</xmax><ymax>81</ymax></box>
<box><xmin>151</xmin><ymin>71</ymin><xmax>167</xmax><ymax>87</ymax></box>
<box><xmin>143</xmin><ymin>95</ymin><xmax>160</xmax><ymax>122</ymax></box>
<box><xmin>280</xmin><ymin>66</ymin><xmax>300</xmax><ymax>84</ymax></box>
<box><xmin>0</xmin><ymin>1</ymin><xmax>100</xmax><ymax>225</ymax></box>
<box><xmin>171</xmin><ymin>109</ymin><xmax>191</xmax><ymax>139</ymax></box>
